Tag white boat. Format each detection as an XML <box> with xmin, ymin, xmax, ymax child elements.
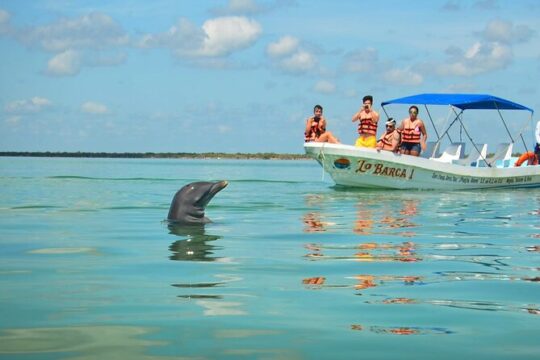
<box><xmin>305</xmin><ymin>94</ymin><xmax>540</xmax><ymax>190</ymax></box>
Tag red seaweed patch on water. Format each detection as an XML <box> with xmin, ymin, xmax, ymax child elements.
<box><xmin>351</xmin><ymin>324</ymin><xmax>453</xmax><ymax>335</ymax></box>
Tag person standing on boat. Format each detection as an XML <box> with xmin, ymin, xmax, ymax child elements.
<box><xmin>304</xmin><ymin>104</ymin><xmax>340</xmax><ymax>143</ymax></box>
<box><xmin>398</xmin><ymin>105</ymin><xmax>427</xmax><ymax>156</ymax></box>
<box><xmin>352</xmin><ymin>95</ymin><xmax>380</xmax><ymax>148</ymax></box>
<box><xmin>376</xmin><ymin>118</ymin><xmax>401</xmax><ymax>152</ymax></box>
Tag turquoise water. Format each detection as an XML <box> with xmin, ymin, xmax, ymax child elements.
<box><xmin>1</xmin><ymin>157</ymin><xmax>539</xmax><ymax>359</ymax></box>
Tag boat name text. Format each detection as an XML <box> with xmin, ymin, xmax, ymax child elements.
<box><xmin>356</xmin><ymin>160</ymin><xmax>414</xmax><ymax>180</ymax></box>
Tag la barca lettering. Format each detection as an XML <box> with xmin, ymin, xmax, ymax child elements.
<box><xmin>355</xmin><ymin>160</ymin><xmax>414</xmax><ymax>179</ymax></box>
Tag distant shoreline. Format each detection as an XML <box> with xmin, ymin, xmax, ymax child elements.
<box><xmin>0</xmin><ymin>151</ymin><xmax>310</xmax><ymax>160</ymax></box>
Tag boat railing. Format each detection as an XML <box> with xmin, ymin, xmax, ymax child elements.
<box><xmin>430</xmin><ymin>142</ymin><xmax>465</xmax><ymax>163</ymax></box>
<box><xmin>478</xmin><ymin>143</ymin><xmax>514</xmax><ymax>168</ymax></box>
<box><xmin>453</xmin><ymin>143</ymin><xmax>488</xmax><ymax>167</ymax></box>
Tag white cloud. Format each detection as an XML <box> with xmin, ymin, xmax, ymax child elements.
<box><xmin>314</xmin><ymin>80</ymin><xmax>336</xmax><ymax>94</ymax></box>
<box><xmin>218</xmin><ymin>125</ymin><xmax>232</xmax><ymax>133</ymax></box>
<box><xmin>5</xmin><ymin>116</ymin><xmax>21</xmax><ymax>126</ymax></box>
<box><xmin>266</xmin><ymin>36</ymin><xmax>299</xmax><ymax>57</ymax></box>
<box><xmin>480</xmin><ymin>19</ymin><xmax>534</xmax><ymax>44</ymax></box>
<box><xmin>138</xmin><ymin>18</ymin><xmax>205</xmax><ymax>52</ymax></box>
<box><xmin>211</xmin><ymin>0</ymin><xmax>262</xmax><ymax>15</ymax></box>
<box><xmin>445</xmin><ymin>82</ymin><xmax>477</xmax><ymax>93</ymax></box>
<box><xmin>423</xmin><ymin>19</ymin><xmax>531</xmax><ymax>78</ymax></box>
<box><xmin>473</xmin><ymin>0</ymin><xmax>499</xmax><ymax>10</ymax></box>
<box><xmin>198</xmin><ymin>16</ymin><xmax>261</xmax><ymax>56</ymax></box>
<box><xmin>86</xmin><ymin>51</ymin><xmax>127</xmax><ymax>67</ymax></box>
<box><xmin>139</xmin><ymin>16</ymin><xmax>261</xmax><ymax>58</ymax></box>
<box><xmin>266</xmin><ymin>35</ymin><xmax>318</xmax><ymax>74</ymax></box>
<box><xmin>5</xmin><ymin>97</ymin><xmax>52</xmax><ymax>114</ymax></box>
<box><xmin>81</xmin><ymin>101</ymin><xmax>109</xmax><ymax>115</ymax></box>
<box><xmin>279</xmin><ymin>50</ymin><xmax>317</xmax><ymax>73</ymax></box>
<box><xmin>344</xmin><ymin>89</ymin><xmax>358</xmax><ymax>98</ymax></box>
<box><xmin>0</xmin><ymin>8</ymin><xmax>11</xmax><ymax>34</ymax></box>
<box><xmin>210</xmin><ymin>0</ymin><xmax>292</xmax><ymax>15</ymax></box>
<box><xmin>383</xmin><ymin>68</ymin><xmax>423</xmax><ymax>86</ymax></box>
<box><xmin>9</xmin><ymin>12</ymin><xmax>129</xmax><ymax>75</ymax></box>
<box><xmin>342</xmin><ymin>48</ymin><xmax>379</xmax><ymax>73</ymax></box>
<box><xmin>437</xmin><ymin>41</ymin><xmax>512</xmax><ymax>76</ymax></box>
<box><xmin>47</xmin><ymin>49</ymin><xmax>81</xmax><ymax>76</ymax></box>
<box><xmin>19</xmin><ymin>12</ymin><xmax>129</xmax><ymax>52</ymax></box>
<box><xmin>441</xmin><ymin>0</ymin><xmax>461</xmax><ymax>11</ymax></box>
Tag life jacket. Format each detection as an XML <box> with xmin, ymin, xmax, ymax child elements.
<box><xmin>514</xmin><ymin>152</ymin><xmax>539</xmax><ymax>167</ymax></box>
<box><xmin>358</xmin><ymin>115</ymin><xmax>377</xmax><ymax>136</ymax></box>
<box><xmin>401</xmin><ymin>119</ymin><xmax>422</xmax><ymax>143</ymax></box>
<box><xmin>305</xmin><ymin>118</ymin><xmax>324</xmax><ymax>142</ymax></box>
<box><xmin>378</xmin><ymin>130</ymin><xmax>398</xmax><ymax>150</ymax></box>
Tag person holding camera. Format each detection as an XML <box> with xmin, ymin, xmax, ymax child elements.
<box><xmin>304</xmin><ymin>104</ymin><xmax>340</xmax><ymax>143</ymax></box>
<box><xmin>352</xmin><ymin>95</ymin><xmax>380</xmax><ymax>148</ymax></box>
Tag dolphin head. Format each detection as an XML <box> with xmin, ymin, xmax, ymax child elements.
<box><xmin>167</xmin><ymin>180</ymin><xmax>228</xmax><ymax>224</ymax></box>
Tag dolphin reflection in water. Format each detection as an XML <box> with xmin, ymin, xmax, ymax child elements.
<box><xmin>168</xmin><ymin>223</ymin><xmax>222</xmax><ymax>262</ymax></box>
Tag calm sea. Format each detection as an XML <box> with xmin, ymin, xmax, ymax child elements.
<box><xmin>1</xmin><ymin>157</ymin><xmax>539</xmax><ymax>359</ymax></box>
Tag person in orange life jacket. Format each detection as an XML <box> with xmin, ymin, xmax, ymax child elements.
<box><xmin>352</xmin><ymin>95</ymin><xmax>380</xmax><ymax>148</ymax></box>
<box><xmin>304</xmin><ymin>104</ymin><xmax>339</xmax><ymax>143</ymax></box>
<box><xmin>515</xmin><ymin>144</ymin><xmax>540</xmax><ymax>166</ymax></box>
<box><xmin>376</xmin><ymin>118</ymin><xmax>400</xmax><ymax>152</ymax></box>
<box><xmin>397</xmin><ymin>105</ymin><xmax>427</xmax><ymax>156</ymax></box>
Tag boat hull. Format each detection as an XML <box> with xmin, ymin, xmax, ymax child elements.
<box><xmin>305</xmin><ymin>143</ymin><xmax>540</xmax><ymax>190</ymax></box>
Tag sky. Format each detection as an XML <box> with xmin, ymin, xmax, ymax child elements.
<box><xmin>1</xmin><ymin>0</ymin><xmax>539</xmax><ymax>154</ymax></box>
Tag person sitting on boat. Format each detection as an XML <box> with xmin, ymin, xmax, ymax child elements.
<box><xmin>304</xmin><ymin>104</ymin><xmax>340</xmax><ymax>143</ymax></box>
<box><xmin>352</xmin><ymin>95</ymin><xmax>380</xmax><ymax>148</ymax></box>
<box><xmin>398</xmin><ymin>105</ymin><xmax>427</xmax><ymax>156</ymax></box>
<box><xmin>376</xmin><ymin>118</ymin><xmax>400</xmax><ymax>152</ymax></box>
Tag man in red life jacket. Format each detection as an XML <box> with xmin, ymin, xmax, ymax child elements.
<box><xmin>304</xmin><ymin>104</ymin><xmax>339</xmax><ymax>143</ymax></box>
<box><xmin>352</xmin><ymin>95</ymin><xmax>380</xmax><ymax>148</ymax></box>
<box><xmin>376</xmin><ymin>118</ymin><xmax>400</xmax><ymax>152</ymax></box>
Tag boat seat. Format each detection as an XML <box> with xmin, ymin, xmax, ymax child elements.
<box><xmin>453</xmin><ymin>143</ymin><xmax>488</xmax><ymax>167</ymax></box>
<box><xmin>430</xmin><ymin>142</ymin><xmax>465</xmax><ymax>163</ymax></box>
<box><xmin>478</xmin><ymin>143</ymin><xmax>514</xmax><ymax>168</ymax></box>
<box><xmin>421</xmin><ymin>141</ymin><xmax>441</xmax><ymax>159</ymax></box>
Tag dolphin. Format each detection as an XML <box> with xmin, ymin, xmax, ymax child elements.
<box><xmin>167</xmin><ymin>180</ymin><xmax>228</xmax><ymax>224</ymax></box>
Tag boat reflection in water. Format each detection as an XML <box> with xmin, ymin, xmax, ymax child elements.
<box><xmin>300</xmin><ymin>190</ymin><xmax>540</xmax><ymax>337</ymax></box>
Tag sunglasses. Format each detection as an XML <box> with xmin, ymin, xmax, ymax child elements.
<box><xmin>409</xmin><ymin>110</ymin><xmax>418</xmax><ymax>114</ymax></box>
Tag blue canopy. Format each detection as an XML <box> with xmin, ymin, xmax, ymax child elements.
<box><xmin>381</xmin><ymin>93</ymin><xmax>534</xmax><ymax>113</ymax></box>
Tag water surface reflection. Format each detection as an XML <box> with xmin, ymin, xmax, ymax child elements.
<box><xmin>167</xmin><ymin>223</ymin><xmax>222</xmax><ymax>262</ymax></box>
<box><xmin>300</xmin><ymin>188</ymin><xmax>540</xmax><ymax>335</ymax></box>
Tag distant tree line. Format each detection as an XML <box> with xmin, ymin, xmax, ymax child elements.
<box><xmin>0</xmin><ymin>151</ymin><xmax>309</xmax><ymax>160</ymax></box>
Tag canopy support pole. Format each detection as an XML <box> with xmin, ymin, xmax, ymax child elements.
<box><xmin>494</xmin><ymin>101</ymin><xmax>515</xmax><ymax>143</ymax></box>
<box><xmin>436</xmin><ymin>108</ymin><xmax>462</xmax><ymax>146</ymax></box>
<box><xmin>423</xmin><ymin>105</ymin><xmax>440</xmax><ymax>140</ymax></box>
<box><xmin>381</xmin><ymin>106</ymin><xmax>390</xmax><ymax>120</ymax></box>
<box><xmin>454</xmin><ymin>112</ymin><xmax>490</xmax><ymax>167</ymax></box>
